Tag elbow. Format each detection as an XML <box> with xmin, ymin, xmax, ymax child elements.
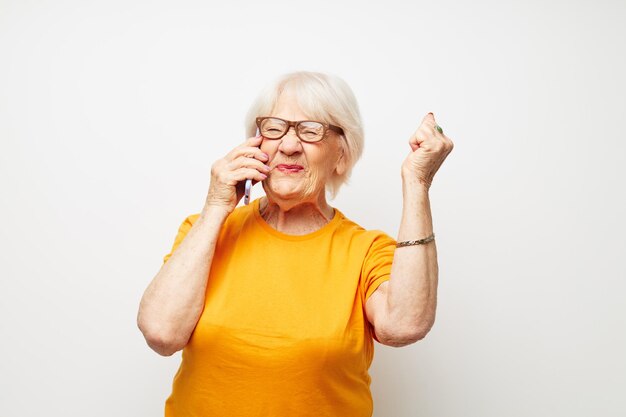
<box><xmin>384</xmin><ymin>330</ymin><xmax>427</xmax><ymax>348</ymax></box>
<box><xmin>148</xmin><ymin>333</ymin><xmax>182</xmax><ymax>356</ymax></box>
<box><xmin>137</xmin><ymin>319</ymin><xmax>184</xmax><ymax>357</ymax></box>
<box><xmin>374</xmin><ymin>327</ymin><xmax>414</xmax><ymax>348</ymax></box>
<box><xmin>410</xmin><ymin>318</ymin><xmax>435</xmax><ymax>341</ymax></box>
<box><xmin>377</xmin><ymin>321</ymin><xmax>433</xmax><ymax>347</ymax></box>
<box><xmin>400</xmin><ymin>313</ymin><xmax>437</xmax><ymax>345</ymax></box>
<box><xmin>407</xmin><ymin>328</ymin><xmax>429</xmax><ymax>343</ymax></box>
<box><xmin>399</xmin><ymin>330</ymin><xmax>431</xmax><ymax>346</ymax></box>
<box><xmin>405</xmin><ymin>319</ymin><xmax>437</xmax><ymax>344</ymax></box>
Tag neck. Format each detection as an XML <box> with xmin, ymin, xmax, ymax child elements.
<box><xmin>258</xmin><ymin>193</ymin><xmax>335</xmax><ymax>235</ymax></box>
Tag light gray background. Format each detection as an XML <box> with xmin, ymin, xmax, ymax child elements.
<box><xmin>1</xmin><ymin>0</ymin><xmax>624</xmax><ymax>416</ymax></box>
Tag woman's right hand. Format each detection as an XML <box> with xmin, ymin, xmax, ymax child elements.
<box><xmin>204</xmin><ymin>134</ymin><xmax>271</xmax><ymax>214</ymax></box>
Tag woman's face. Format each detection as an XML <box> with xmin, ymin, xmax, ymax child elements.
<box><xmin>259</xmin><ymin>92</ymin><xmax>345</xmax><ymax>203</ymax></box>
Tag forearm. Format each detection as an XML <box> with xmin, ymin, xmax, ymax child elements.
<box><xmin>387</xmin><ymin>175</ymin><xmax>439</xmax><ymax>338</ymax></box>
<box><xmin>138</xmin><ymin>205</ymin><xmax>228</xmax><ymax>352</ymax></box>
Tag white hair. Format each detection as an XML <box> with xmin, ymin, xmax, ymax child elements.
<box><xmin>244</xmin><ymin>71</ymin><xmax>364</xmax><ymax>199</ymax></box>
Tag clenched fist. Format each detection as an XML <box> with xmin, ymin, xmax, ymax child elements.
<box><xmin>402</xmin><ymin>112</ymin><xmax>454</xmax><ymax>189</ymax></box>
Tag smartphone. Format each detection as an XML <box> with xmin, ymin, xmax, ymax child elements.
<box><xmin>243</xmin><ymin>128</ymin><xmax>261</xmax><ymax>205</ymax></box>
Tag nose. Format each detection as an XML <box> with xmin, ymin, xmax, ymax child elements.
<box><xmin>278</xmin><ymin>126</ymin><xmax>303</xmax><ymax>156</ymax></box>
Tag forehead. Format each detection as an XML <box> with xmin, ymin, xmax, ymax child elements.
<box><xmin>270</xmin><ymin>91</ymin><xmax>310</xmax><ymax>121</ymax></box>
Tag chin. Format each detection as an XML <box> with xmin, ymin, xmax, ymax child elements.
<box><xmin>268</xmin><ymin>185</ymin><xmax>306</xmax><ymax>201</ymax></box>
<box><xmin>265</xmin><ymin>179</ymin><xmax>316</xmax><ymax>201</ymax></box>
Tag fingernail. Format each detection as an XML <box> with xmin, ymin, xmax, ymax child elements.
<box><xmin>260</xmin><ymin>174</ymin><xmax>267</xmax><ymax>179</ymax></box>
<box><xmin>264</xmin><ymin>165</ymin><xmax>271</xmax><ymax>170</ymax></box>
<box><xmin>262</xmin><ymin>153</ymin><xmax>269</xmax><ymax>159</ymax></box>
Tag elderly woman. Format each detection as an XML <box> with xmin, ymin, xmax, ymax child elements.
<box><xmin>137</xmin><ymin>71</ymin><xmax>453</xmax><ymax>416</ymax></box>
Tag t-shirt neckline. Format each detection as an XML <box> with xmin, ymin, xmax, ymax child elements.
<box><xmin>251</xmin><ymin>198</ymin><xmax>344</xmax><ymax>241</ymax></box>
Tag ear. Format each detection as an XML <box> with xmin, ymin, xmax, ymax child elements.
<box><xmin>334</xmin><ymin>142</ymin><xmax>347</xmax><ymax>176</ymax></box>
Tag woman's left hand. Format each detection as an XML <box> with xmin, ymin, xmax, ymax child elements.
<box><xmin>402</xmin><ymin>112</ymin><xmax>454</xmax><ymax>189</ymax></box>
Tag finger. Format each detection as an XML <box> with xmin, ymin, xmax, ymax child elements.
<box><xmin>417</xmin><ymin>123</ymin><xmax>436</xmax><ymax>138</ymax></box>
<box><xmin>225</xmin><ymin>135</ymin><xmax>264</xmax><ymax>159</ymax></box>
<box><xmin>244</xmin><ymin>134</ymin><xmax>264</xmax><ymax>147</ymax></box>
<box><xmin>446</xmin><ymin>137</ymin><xmax>454</xmax><ymax>150</ymax></box>
<box><xmin>228</xmin><ymin>146</ymin><xmax>270</xmax><ymax>162</ymax></box>
<box><xmin>425</xmin><ymin>112</ymin><xmax>448</xmax><ymax>140</ymax></box>
<box><xmin>230</xmin><ymin>155</ymin><xmax>271</xmax><ymax>173</ymax></box>
<box><xmin>229</xmin><ymin>167</ymin><xmax>268</xmax><ymax>184</ymax></box>
<box><xmin>409</xmin><ymin>126</ymin><xmax>439</xmax><ymax>152</ymax></box>
<box><xmin>422</xmin><ymin>112</ymin><xmax>445</xmax><ymax>138</ymax></box>
<box><xmin>422</xmin><ymin>112</ymin><xmax>436</xmax><ymax>126</ymax></box>
<box><xmin>409</xmin><ymin>125</ymin><xmax>432</xmax><ymax>150</ymax></box>
<box><xmin>408</xmin><ymin>135</ymin><xmax>421</xmax><ymax>152</ymax></box>
<box><xmin>231</xmin><ymin>146</ymin><xmax>269</xmax><ymax>160</ymax></box>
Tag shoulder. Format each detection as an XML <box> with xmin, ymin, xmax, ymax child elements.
<box><xmin>334</xmin><ymin>209</ymin><xmax>397</xmax><ymax>247</ymax></box>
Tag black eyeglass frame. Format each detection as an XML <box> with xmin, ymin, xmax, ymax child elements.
<box><xmin>255</xmin><ymin>116</ymin><xmax>345</xmax><ymax>143</ymax></box>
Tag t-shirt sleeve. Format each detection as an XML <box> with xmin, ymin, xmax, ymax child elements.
<box><xmin>162</xmin><ymin>214</ymin><xmax>199</xmax><ymax>265</ymax></box>
<box><xmin>360</xmin><ymin>231</ymin><xmax>397</xmax><ymax>302</ymax></box>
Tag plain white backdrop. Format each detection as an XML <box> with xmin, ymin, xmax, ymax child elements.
<box><xmin>1</xmin><ymin>0</ymin><xmax>625</xmax><ymax>416</ymax></box>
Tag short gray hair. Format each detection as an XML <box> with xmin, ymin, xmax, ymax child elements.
<box><xmin>244</xmin><ymin>71</ymin><xmax>364</xmax><ymax>199</ymax></box>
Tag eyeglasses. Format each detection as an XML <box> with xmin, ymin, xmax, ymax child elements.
<box><xmin>256</xmin><ymin>117</ymin><xmax>345</xmax><ymax>143</ymax></box>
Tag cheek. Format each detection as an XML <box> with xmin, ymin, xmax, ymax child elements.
<box><xmin>316</xmin><ymin>146</ymin><xmax>341</xmax><ymax>172</ymax></box>
<box><xmin>259</xmin><ymin>140</ymin><xmax>278</xmax><ymax>157</ymax></box>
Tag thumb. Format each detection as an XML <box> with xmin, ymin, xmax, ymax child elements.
<box><xmin>245</xmin><ymin>133</ymin><xmax>264</xmax><ymax>146</ymax></box>
<box><xmin>422</xmin><ymin>112</ymin><xmax>436</xmax><ymax>124</ymax></box>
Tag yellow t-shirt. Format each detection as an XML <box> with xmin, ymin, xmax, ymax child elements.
<box><xmin>162</xmin><ymin>198</ymin><xmax>396</xmax><ymax>417</ymax></box>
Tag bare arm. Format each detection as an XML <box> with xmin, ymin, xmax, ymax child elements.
<box><xmin>366</xmin><ymin>113</ymin><xmax>453</xmax><ymax>346</ymax></box>
<box><xmin>137</xmin><ymin>206</ymin><xmax>229</xmax><ymax>356</ymax></box>
<box><xmin>386</xmin><ymin>181</ymin><xmax>438</xmax><ymax>341</ymax></box>
<box><xmin>137</xmin><ymin>134</ymin><xmax>270</xmax><ymax>356</ymax></box>
<box><xmin>365</xmin><ymin>182</ymin><xmax>438</xmax><ymax>347</ymax></box>
<box><xmin>386</xmin><ymin>112</ymin><xmax>452</xmax><ymax>342</ymax></box>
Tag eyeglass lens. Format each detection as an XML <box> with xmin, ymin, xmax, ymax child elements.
<box><xmin>260</xmin><ymin>118</ymin><xmax>325</xmax><ymax>142</ymax></box>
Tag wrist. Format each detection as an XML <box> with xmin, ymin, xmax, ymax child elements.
<box><xmin>401</xmin><ymin>172</ymin><xmax>430</xmax><ymax>194</ymax></box>
<box><xmin>200</xmin><ymin>204</ymin><xmax>231</xmax><ymax>223</ymax></box>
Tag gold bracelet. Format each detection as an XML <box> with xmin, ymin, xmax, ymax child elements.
<box><xmin>396</xmin><ymin>233</ymin><xmax>435</xmax><ymax>247</ymax></box>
